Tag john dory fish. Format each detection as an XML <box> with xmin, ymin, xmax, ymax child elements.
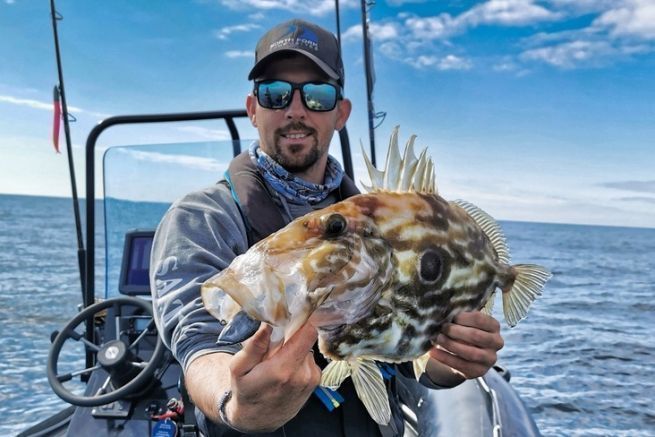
<box><xmin>201</xmin><ymin>127</ymin><xmax>551</xmax><ymax>424</ymax></box>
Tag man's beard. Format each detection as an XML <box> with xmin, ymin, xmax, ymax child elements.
<box><xmin>272</xmin><ymin>123</ymin><xmax>324</xmax><ymax>173</ymax></box>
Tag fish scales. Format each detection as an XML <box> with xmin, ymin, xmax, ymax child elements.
<box><xmin>201</xmin><ymin>126</ymin><xmax>552</xmax><ymax>426</ymax></box>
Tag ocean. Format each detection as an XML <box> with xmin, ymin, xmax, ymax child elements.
<box><xmin>1</xmin><ymin>193</ymin><xmax>654</xmax><ymax>436</ymax></box>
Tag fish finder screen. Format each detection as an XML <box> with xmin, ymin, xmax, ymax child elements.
<box><xmin>127</xmin><ymin>236</ymin><xmax>152</xmax><ymax>286</ymax></box>
<box><xmin>119</xmin><ymin>231</ymin><xmax>155</xmax><ymax>295</ymax></box>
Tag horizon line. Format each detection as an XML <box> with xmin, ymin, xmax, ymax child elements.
<box><xmin>2</xmin><ymin>191</ymin><xmax>653</xmax><ymax>231</ymax></box>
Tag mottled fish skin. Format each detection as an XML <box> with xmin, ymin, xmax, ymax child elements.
<box><xmin>313</xmin><ymin>191</ymin><xmax>505</xmax><ymax>362</ymax></box>
<box><xmin>203</xmin><ymin>189</ymin><xmax>509</xmax><ymax>362</ymax></box>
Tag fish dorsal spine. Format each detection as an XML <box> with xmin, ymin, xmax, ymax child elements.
<box><xmin>451</xmin><ymin>199</ymin><xmax>511</xmax><ymax>264</ymax></box>
<box><xmin>362</xmin><ymin>126</ymin><xmax>437</xmax><ymax>194</ymax></box>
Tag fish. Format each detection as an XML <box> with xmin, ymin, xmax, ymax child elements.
<box><xmin>201</xmin><ymin>126</ymin><xmax>551</xmax><ymax>425</ymax></box>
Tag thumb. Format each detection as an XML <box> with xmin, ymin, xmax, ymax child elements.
<box><xmin>230</xmin><ymin>324</ymin><xmax>272</xmax><ymax>377</ymax></box>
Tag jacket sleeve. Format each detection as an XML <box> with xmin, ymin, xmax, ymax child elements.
<box><xmin>150</xmin><ymin>184</ymin><xmax>249</xmax><ymax>372</ymax></box>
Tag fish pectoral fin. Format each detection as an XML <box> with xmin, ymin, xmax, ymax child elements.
<box><xmin>503</xmin><ymin>264</ymin><xmax>552</xmax><ymax>327</ymax></box>
<box><xmin>216</xmin><ymin>310</ymin><xmax>261</xmax><ymax>346</ymax></box>
<box><xmin>412</xmin><ymin>353</ymin><xmax>431</xmax><ymax>382</ymax></box>
<box><xmin>481</xmin><ymin>291</ymin><xmax>495</xmax><ymax>316</ymax></box>
<box><xmin>351</xmin><ymin>359</ymin><xmax>391</xmax><ymax>425</ymax></box>
<box><xmin>321</xmin><ymin>360</ymin><xmax>351</xmax><ymax>390</ymax></box>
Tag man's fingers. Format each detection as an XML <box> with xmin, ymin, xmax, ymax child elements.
<box><xmin>230</xmin><ymin>324</ymin><xmax>272</xmax><ymax>377</ymax></box>
<box><xmin>429</xmin><ymin>346</ymin><xmax>487</xmax><ymax>379</ymax></box>
<box><xmin>277</xmin><ymin>323</ymin><xmax>318</xmax><ymax>367</ymax></box>
<box><xmin>435</xmin><ymin>334</ymin><xmax>496</xmax><ymax>367</ymax></box>
<box><xmin>441</xmin><ymin>322</ymin><xmax>503</xmax><ymax>350</ymax></box>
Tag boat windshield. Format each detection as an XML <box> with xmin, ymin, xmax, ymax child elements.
<box><xmin>102</xmin><ymin>140</ymin><xmax>252</xmax><ymax>298</ymax></box>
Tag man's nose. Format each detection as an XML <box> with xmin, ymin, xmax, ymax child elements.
<box><xmin>285</xmin><ymin>89</ymin><xmax>307</xmax><ymax>119</ymax></box>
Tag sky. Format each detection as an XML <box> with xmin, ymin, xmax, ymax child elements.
<box><xmin>0</xmin><ymin>0</ymin><xmax>653</xmax><ymax>228</ymax></box>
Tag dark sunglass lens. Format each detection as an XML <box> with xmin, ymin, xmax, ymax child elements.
<box><xmin>258</xmin><ymin>81</ymin><xmax>292</xmax><ymax>109</ymax></box>
<box><xmin>302</xmin><ymin>83</ymin><xmax>337</xmax><ymax>111</ymax></box>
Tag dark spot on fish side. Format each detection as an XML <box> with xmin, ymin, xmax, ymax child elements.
<box><xmin>420</xmin><ymin>249</ymin><xmax>443</xmax><ymax>282</ymax></box>
<box><xmin>421</xmin><ymin>339</ymin><xmax>432</xmax><ymax>352</ymax></box>
<box><xmin>396</xmin><ymin>323</ymin><xmax>420</xmax><ymax>355</ymax></box>
<box><xmin>425</xmin><ymin>323</ymin><xmax>441</xmax><ymax>338</ymax></box>
<box><xmin>419</xmin><ymin>287</ymin><xmax>455</xmax><ymax>311</ymax></box>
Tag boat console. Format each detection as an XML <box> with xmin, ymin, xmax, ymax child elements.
<box><xmin>43</xmin><ymin>231</ymin><xmax>189</xmax><ymax>435</ymax></box>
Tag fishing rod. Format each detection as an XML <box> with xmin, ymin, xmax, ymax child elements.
<box><xmin>49</xmin><ymin>0</ymin><xmax>86</xmax><ymax>303</ymax></box>
<box><xmin>360</xmin><ymin>0</ymin><xmax>385</xmax><ymax>167</ymax></box>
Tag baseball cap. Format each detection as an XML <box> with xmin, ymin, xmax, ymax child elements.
<box><xmin>248</xmin><ymin>19</ymin><xmax>345</xmax><ymax>87</ymax></box>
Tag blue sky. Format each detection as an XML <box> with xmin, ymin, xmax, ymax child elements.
<box><xmin>1</xmin><ymin>0</ymin><xmax>653</xmax><ymax>228</ymax></box>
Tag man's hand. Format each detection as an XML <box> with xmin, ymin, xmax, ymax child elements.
<box><xmin>225</xmin><ymin>323</ymin><xmax>321</xmax><ymax>432</ymax></box>
<box><xmin>185</xmin><ymin>322</ymin><xmax>320</xmax><ymax>433</ymax></box>
<box><xmin>425</xmin><ymin>311</ymin><xmax>504</xmax><ymax>386</ymax></box>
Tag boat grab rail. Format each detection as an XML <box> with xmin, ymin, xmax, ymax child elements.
<box><xmin>477</xmin><ymin>375</ymin><xmax>503</xmax><ymax>437</ymax></box>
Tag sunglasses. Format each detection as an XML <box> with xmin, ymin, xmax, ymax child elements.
<box><xmin>254</xmin><ymin>80</ymin><xmax>342</xmax><ymax>112</ymax></box>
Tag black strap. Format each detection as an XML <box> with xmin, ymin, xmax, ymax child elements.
<box><xmin>224</xmin><ymin>151</ymin><xmax>360</xmax><ymax>245</ymax></box>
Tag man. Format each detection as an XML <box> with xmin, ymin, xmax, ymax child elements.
<box><xmin>150</xmin><ymin>18</ymin><xmax>504</xmax><ymax>436</ymax></box>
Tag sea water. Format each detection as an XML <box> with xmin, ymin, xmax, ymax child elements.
<box><xmin>1</xmin><ymin>194</ymin><xmax>654</xmax><ymax>436</ymax></box>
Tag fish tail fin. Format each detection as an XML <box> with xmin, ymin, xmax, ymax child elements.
<box><xmin>320</xmin><ymin>360</ymin><xmax>352</xmax><ymax>389</ymax></box>
<box><xmin>412</xmin><ymin>352</ymin><xmax>431</xmax><ymax>382</ymax></box>
<box><xmin>350</xmin><ymin>359</ymin><xmax>391</xmax><ymax>425</ymax></box>
<box><xmin>503</xmin><ymin>264</ymin><xmax>552</xmax><ymax>327</ymax></box>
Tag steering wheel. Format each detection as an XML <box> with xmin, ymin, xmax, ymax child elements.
<box><xmin>47</xmin><ymin>296</ymin><xmax>166</xmax><ymax>407</ymax></box>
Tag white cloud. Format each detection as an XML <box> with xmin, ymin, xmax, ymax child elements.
<box><xmin>493</xmin><ymin>60</ymin><xmax>517</xmax><ymax>71</ymax></box>
<box><xmin>408</xmin><ymin>54</ymin><xmax>472</xmax><ymax>70</ymax></box>
<box><xmin>461</xmin><ymin>0</ymin><xmax>561</xmax><ymax>26</ymax></box>
<box><xmin>545</xmin><ymin>0</ymin><xmax>628</xmax><ymax>15</ymax></box>
<box><xmin>341</xmin><ymin>25</ymin><xmax>362</xmax><ymax>42</ymax></box>
<box><xmin>0</xmin><ymin>95</ymin><xmax>53</xmax><ymax>111</ymax></box>
<box><xmin>521</xmin><ymin>40</ymin><xmax>614</xmax><ymax>68</ymax></box>
<box><xmin>248</xmin><ymin>12</ymin><xmax>265</xmax><ymax>20</ymax></box>
<box><xmin>378</xmin><ymin>41</ymin><xmax>404</xmax><ymax>59</ymax></box>
<box><xmin>601</xmin><ymin>180</ymin><xmax>655</xmax><ymax>193</ymax></box>
<box><xmin>225</xmin><ymin>50</ymin><xmax>252</xmax><ymax>58</ymax></box>
<box><xmin>220</xmin><ymin>0</ymin><xmax>357</xmax><ymax>16</ymax></box>
<box><xmin>214</xmin><ymin>23</ymin><xmax>261</xmax><ymax>40</ymax></box>
<box><xmin>438</xmin><ymin>54</ymin><xmax>473</xmax><ymax>70</ymax></box>
<box><xmin>176</xmin><ymin>126</ymin><xmax>231</xmax><ymax>141</ymax></box>
<box><xmin>0</xmin><ymin>94</ymin><xmax>109</xmax><ymax>118</ymax></box>
<box><xmin>593</xmin><ymin>0</ymin><xmax>655</xmax><ymax>40</ymax></box>
<box><xmin>346</xmin><ymin>1</ymin><xmax>561</xmax><ymax>73</ymax></box>
<box><xmin>370</xmin><ymin>22</ymin><xmax>400</xmax><ymax>41</ymax></box>
<box><xmin>342</xmin><ymin>23</ymin><xmax>399</xmax><ymax>42</ymax></box>
<box><xmin>116</xmin><ymin>149</ymin><xmax>227</xmax><ymax>173</ymax></box>
<box><xmin>405</xmin><ymin>14</ymin><xmax>460</xmax><ymax>40</ymax></box>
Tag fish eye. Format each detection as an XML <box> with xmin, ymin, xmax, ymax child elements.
<box><xmin>419</xmin><ymin>249</ymin><xmax>443</xmax><ymax>283</ymax></box>
<box><xmin>324</xmin><ymin>213</ymin><xmax>347</xmax><ymax>238</ymax></box>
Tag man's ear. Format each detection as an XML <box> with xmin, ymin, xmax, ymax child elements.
<box><xmin>246</xmin><ymin>94</ymin><xmax>257</xmax><ymax>127</ymax></box>
<box><xmin>335</xmin><ymin>98</ymin><xmax>352</xmax><ymax>131</ymax></box>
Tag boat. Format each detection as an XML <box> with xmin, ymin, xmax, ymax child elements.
<box><xmin>19</xmin><ymin>2</ymin><xmax>542</xmax><ymax>436</ymax></box>
<box><xmin>18</xmin><ymin>110</ymin><xmax>541</xmax><ymax>437</ymax></box>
